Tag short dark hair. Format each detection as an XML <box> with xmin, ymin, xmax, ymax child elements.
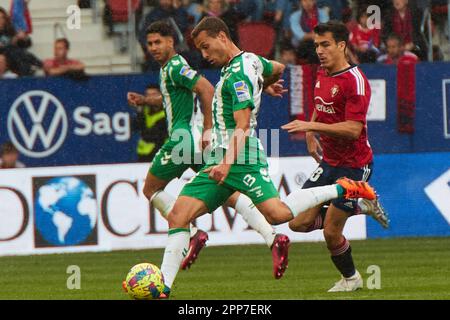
<box><xmin>146</xmin><ymin>20</ymin><xmax>175</xmax><ymax>40</ymax></box>
<box><xmin>146</xmin><ymin>84</ymin><xmax>160</xmax><ymax>91</ymax></box>
<box><xmin>280</xmin><ymin>41</ymin><xmax>295</xmax><ymax>53</ymax></box>
<box><xmin>191</xmin><ymin>16</ymin><xmax>231</xmax><ymax>40</ymax></box>
<box><xmin>386</xmin><ymin>33</ymin><xmax>403</xmax><ymax>45</ymax></box>
<box><xmin>313</xmin><ymin>21</ymin><xmax>350</xmax><ymax>45</ymax></box>
<box><xmin>1</xmin><ymin>141</ymin><xmax>18</xmax><ymax>156</ymax></box>
<box><xmin>56</xmin><ymin>38</ymin><xmax>70</xmax><ymax>50</ymax></box>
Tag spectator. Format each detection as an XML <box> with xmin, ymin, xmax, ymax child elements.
<box><xmin>279</xmin><ymin>42</ymin><xmax>298</xmax><ymax>66</ymax></box>
<box><xmin>0</xmin><ymin>6</ymin><xmax>40</xmax><ymax>76</ymax></box>
<box><xmin>201</xmin><ymin>0</ymin><xmax>225</xmax><ymax>18</ymax></box>
<box><xmin>139</xmin><ymin>0</ymin><xmax>189</xmax><ymax>52</ymax></box>
<box><xmin>234</xmin><ymin>0</ymin><xmax>264</xmax><ymax>22</ymax></box>
<box><xmin>182</xmin><ymin>0</ymin><xmax>204</xmax><ymax>25</ymax></box>
<box><xmin>289</xmin><ymin>0</ymin><xmax>329</xmax><ymax>63</ymax></box>
<box><xmin>0</xmin><ymin>7</ymin><xmax>19</xmax><ymax>48</ymax></box>
<box><xmin>317</xmin><ymin>0</ymin><xmax>348</xmax><ymax>21</ymax></box>
<box><xmin>377</xmin><ymin>33</ymin><xmax>418</xmax><ymax>64</ymax></box>
<box><xmin>381</xmin><ymin>0</ymin><xmax>427</xmax><ymax>60</ymax></box>
<box><xmin>128</xmin><ymin>84</ymin><xmax>168</xmax><ymax>162</ymax></box>
<box><xmin>0</xmin><ymin>141</ymin><xmax>25</xmax><ymax>168</ymax></box>
<box><xmin>10</xmin><ymin>0</ymin><xmax>32</xmax><ymax>34</ymax></box>
<box><xmin>199</xmin><ymin>0</ymin><xmax>240</xmax><ymax>40</ymax></box>
<box><xmin>0</xmin><ymin>52</ymin><xmax>17</xmax><ymax>78</ymax></box>
<box><xmin>264</xmin><ymin>0</ymin><xmax>296</xmax><ymax>36</ymax></box>
<box><xmin>43</xmin><ymin>38</ymin><xmax>86</xmax><ymax>77</ymax></box>
<box><xmin>349</xmin><ymin>7</ymin><xmax>380</xmax><ymax>63</ymax></box>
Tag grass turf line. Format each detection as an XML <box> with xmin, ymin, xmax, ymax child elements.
<box><xmin>0</xmin><ymin>237</ymin><xmax>449</xmax><ymax>300</ymax></box>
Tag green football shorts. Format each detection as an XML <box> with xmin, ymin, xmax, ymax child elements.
<box><xmin>179</xmin><ymin>163</ymin><xmax>280</xmax><ymax>212</ymax></box>
<box><xmin>149</xmin><ymin>135</ymin><xmax>204</xmax><ymax>181</ymax></box>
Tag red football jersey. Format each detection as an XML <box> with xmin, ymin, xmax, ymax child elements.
<box><xmin>313</xmin><ymin>65</ymin><xmax>373</xmax><ymax>168</ymax></box>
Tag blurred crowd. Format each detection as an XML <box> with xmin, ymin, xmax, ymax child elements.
<box><xmin>0</xmin><ymin>0</ymin><xmax>85</xmax><ymax>79</ymax></box>
<box><xmin>0</xmin><ymin>0</ymin><xmax>448</xmax><ymax>78</ymax></box>
<box><xmin>130</xmin><ymin>0</ymin><xmax>449</xmax><ymax>70</ymax></box>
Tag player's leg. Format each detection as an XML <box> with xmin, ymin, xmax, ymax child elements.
<box><xmin>160</xmin><ymin>196</ymin><xmax>210</xmax><ymax>296</ymax></box>
<box><xmin>224</xmin><ymin>192</ymin><xmax>290</xmax><ymax>279</ymax></box>
<box><xmin>144</xmin><ymin>143</ymin><xmax>203</xmax><ymax>238</ymax></box>
<box><xmin>288</xmin><ymin>205</ymin><xmax>324</xmax><ymax>232</ymax></box>
<box><xmin>254</xmin><ymin>175</ymin><xmax>376</xmax><ymax>224</ymax></box>
<box><xmin>323</xmin><ymin>204</ymin><xmax>363</xmax><ymax>292</ymax></box>
<box><xmin>178</xmin><ymin>169</ymin><xmax>235</xmax><ymax>271</ymax></box>
<box><xmin>288</xmin><ymin>163</ymin><xmax>337</xmax><ymax>232</ymax></box>
<box><xmin>225</xmin><ymin>192</ymin><xmax>277</xmax><ymax>249</ymax></box>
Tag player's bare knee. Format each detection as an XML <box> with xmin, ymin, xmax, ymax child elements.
<box><xmin>167</xmin><ymin>208</ymin><xmax>189</xmax><ymax>229</ymax></box>
<box><xmin>323</xmin><ymin>226</ymin><xmax>340</xmax><ymax>245</ymax></box>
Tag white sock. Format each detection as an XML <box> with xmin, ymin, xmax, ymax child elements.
<box><xmin>151</xmin><ymin>191</ymin><xmax>198</xmax><ymax>237</ymax></box>
<box><xmin>160</xmin><ymin>229</ymin><xmax>190</xmax><ymax>289</ymax></box>
<box><xmin>285</xmin><ymin>185</ymin><xmax>339</xmax><ymax>217</ymax></box>
<box><xmin>150</xmin><ymin>190</ymin><xmax>175</xmax><ymax>218</ymax></box>
<box><xmin>235</xmin><ymin>194</ymin><xmax>276</xmax><ymax>247</ymax></box>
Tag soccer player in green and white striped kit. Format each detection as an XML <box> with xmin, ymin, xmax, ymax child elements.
<box><xmin>127</xmin><ymin>21</ymin><xmax>291</xmax><ymax>278</ymax></box>
<box><xmin>157</xmin><ymin>17</ymin><xmax>377</xmax><ymax>298</ymax></box>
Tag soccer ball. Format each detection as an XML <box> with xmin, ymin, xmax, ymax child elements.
<box><xmin>124</xmin><ymin>263</ymin><xmax>165</xmax><ymax>300</ymax></box>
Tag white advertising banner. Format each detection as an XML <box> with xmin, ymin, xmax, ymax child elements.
<box><xmin>0</xmin><ymin>157</ymin><xmax>366</xmax><ymax>256</ymax></box>
<box><xmin>367</xmin><ymin>79</ymin><xmax>386</xmax><ymax>121</ymax></box>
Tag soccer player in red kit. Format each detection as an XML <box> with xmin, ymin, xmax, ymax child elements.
<box><xmin>282</xmin><ymin>21</ymin><xmax>389</xmax><ymax>292</ymax></box>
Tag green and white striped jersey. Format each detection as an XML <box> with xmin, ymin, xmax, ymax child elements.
<box><xmin>159</xmin><ymin>54</ymin><xmax>201</xmax><ymax>135</ymax></box>
<box><xmin>211</xmin><ymin>52</ymin><xmax>273</xmax><ymax>163</ymax></box>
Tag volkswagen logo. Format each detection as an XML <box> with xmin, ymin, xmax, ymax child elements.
<box><xmin>7</xmin><ymin>90</ymin><xmax>68</xmax><ymax>158</ymax></box>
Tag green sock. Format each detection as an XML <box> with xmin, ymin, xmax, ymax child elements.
<box><xmin>336</xmin><ymin>184</ymin><xmax>345</xmax><ymax>197</ymax></box>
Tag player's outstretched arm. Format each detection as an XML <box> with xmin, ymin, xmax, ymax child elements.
<box><xmin>282</xmin><ymin>119</ymin><xmax>364</xmax><ymax>140</ymax></box>
<box><xmin>127</xmin><ymin>92</ymin><xmax>162</xmax><ymax>108</ymax></box>
<box><xmin>263</xmin><ymin>60</ymin><xmax>286</xmax><ymax>89</ymax></box>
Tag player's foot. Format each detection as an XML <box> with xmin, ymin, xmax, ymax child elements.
<box><xmin>181</xmin><ymin>229</ymin><xmax>209</xmax><ymax>270</ymax></box>
<box><xmin>358</xmin><ymin>197</ymin><xmax>390</xmax><ymax>229</ymax></box>
<box><xmin>336</xmin><ymin>177</ymin><xmax>376</xmax><ymax>200</ymax></box>
<box><xmin>271</xmin><ymin>234</ymin><xmax>290</xmax><ymax>279</ymax></box>
<box><xmin>158</xmin><ymin>285</ymin><xmax>171</xmax><ymax>299</ymax></box>
<box><xmin>327</xmin><ymin>270</ymin><xmax>363</xmax><ymax>292</ymax></box>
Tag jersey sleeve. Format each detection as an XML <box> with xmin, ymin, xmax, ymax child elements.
<box><xmin>170</xmin><ymin>62</ymin><xmax>201</xmax><ymax>90</ymax></box>
<box><xmin>227</xmin><ymin>72</ymin><xmax>255</xmax><ymax>112</ymax></box>
<box><xmin>258</xmin><ymin>56</ymin><xmax>273</xmax><ymax>77</ymax></box>
<box><xmin>345</xmin><ymin>71</ymin><xmax>370</xmax><ymax>122</ymax></box>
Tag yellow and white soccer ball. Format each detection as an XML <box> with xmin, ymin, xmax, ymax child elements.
<box><xmin>124</xmin><ymin>263</ymin><xmax>165</xmax><ymax>300</ymax></box>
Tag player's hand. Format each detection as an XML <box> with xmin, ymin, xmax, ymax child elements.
<box><xmin>127</xmin><ymin>92</ymin><xmax>145</xmax><ymax>107</ymax></box>
<box><xmin>281</xmin><ymin>120</ymin><xmax>312</xmax><ymax>133</ymax></box>
<box><xmin>201</xmin><ymin>128</ymin><xmax>212</xmax><ymax>151</ymax></box>
<box><xmin>203</xmin><ymin>163</ymin><xmax>231</xmax><ymax>185</ymax></box>
<box><xmin>264</xmin><ymin>79</ymin><xmax>288</xmax><ymax>98</ymax></box>
<box><xmin>306</xmin><ymin>132</ymin><xmax>322</xmax><ymax>163</ymax></box>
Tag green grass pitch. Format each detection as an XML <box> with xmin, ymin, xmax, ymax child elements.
<box><xmin>1</xmin><ymin>237</ymin><xmax>449</xmax><ymax>300</ymax></box>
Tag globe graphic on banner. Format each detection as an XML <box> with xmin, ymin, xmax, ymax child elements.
<box><xmin>34</xmin><ymin>177</ymin><xmax>97</xmax><ymax>246</ymax></box>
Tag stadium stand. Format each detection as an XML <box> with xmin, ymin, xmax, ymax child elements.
<box><xmin>0</xmin><ymin>0</ymin><xmax>140</xmax><ymax>74</ymax></box>
<box><xmin>237</xmin><ymin>21</ymin><xmax>276</xmax><ymax>58</ymax></box>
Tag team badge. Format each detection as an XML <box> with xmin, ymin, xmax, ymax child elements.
<box><xmin>180</xmin><ymin>66</ymin><xmax>197</xmax><ymax>80</ymax></box>
<box><xmin>233</xmin><ymin>81</ymin><xmax>251</xmax><ymax>102</ymax></box>
<box><xmin>331</xmin><ymin>85</ymin><xmax>340</xmax><ymax>97</ymax></box>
